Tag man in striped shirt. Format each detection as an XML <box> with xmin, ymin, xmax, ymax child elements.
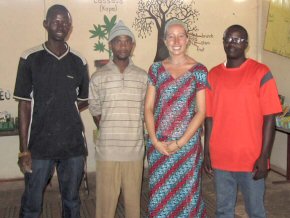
<box><xmin>88</xmin><ymin>20</ymin><xmax>148</xmax><ymax>218</ymax></box>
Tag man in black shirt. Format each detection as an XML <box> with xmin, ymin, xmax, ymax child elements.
<box><xmin>14</xmin><ymin>4</ymin><xmax>89</xmax><ymax>218</ymax></box>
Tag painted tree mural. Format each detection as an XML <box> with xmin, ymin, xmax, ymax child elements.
<box><xmin>133</xmin><ymin>0</ymin><xmax>213</xmax><ymax>61</ymax></box>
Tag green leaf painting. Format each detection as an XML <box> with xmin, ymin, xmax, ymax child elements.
<box><xmin>89</xmin><ymin>15</ymin><xmax>117</xmax><ymax>58</ymax></box>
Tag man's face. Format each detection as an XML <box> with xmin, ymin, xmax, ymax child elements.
<box><xmin>44</xmin><ymin>10</ymin><xmax>72</xmax><ymax>42</ymax></box>
<box><xmin>109</xmin><ymin>35</ymin><xmax>134</xmax><ymax>60</ymax></box>
<box><xmin>223</xmin><ymin>29</ymin><xmax>248</xmax><ymax>60</ymax></box>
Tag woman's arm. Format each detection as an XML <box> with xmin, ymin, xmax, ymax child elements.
<box><xmin>144</xmin><ymin>84</ymin><xmax>170</xmax><ymax>156</ymax></box>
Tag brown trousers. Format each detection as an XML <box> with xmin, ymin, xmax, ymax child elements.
<box><xmin>95</xmin><ymin>160</ymin><xmax>144</xmax><ymax>218</ymax></box>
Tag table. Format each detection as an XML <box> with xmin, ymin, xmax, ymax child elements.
<box><xmin>0</xmin><ymin>129</ymin><xmax>18</xmax><ymax>137</ymax></box>
<box><xmin>272</xmin><ymin>127</ymin><xmax>290</xmax><ymax>184</ymax></box>
<box><xmin>0</xmin><ymin>129</ymin><xmax>89</xmax><ymax>193</ymax></box>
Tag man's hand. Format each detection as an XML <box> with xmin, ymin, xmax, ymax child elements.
<box><xmin>18</xmin><ymin>152</ymin><xmax>32</xmax><ymax>174</ymax></box>
<box><xmin>204</xmin><ymin>117</ymin><xmax>213</xmax><ymax>177</ymax></box>
<box><xmin>253</xmin><ymin>156</ymin><xmax>269</xmax><ymax>180</ymax></box>
<box><xmin>253</xmin><ymin>114</ymin><xmax>276</xmax><ymax>180</ymax></box>
<box><xmin>203</xmin><ymin>152</ymin><xmax>213</xmax><ymax>177</ymax></box>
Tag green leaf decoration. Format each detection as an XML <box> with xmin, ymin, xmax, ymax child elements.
<box><xmin>94</xmin><ymin>41</ymin><xmax>106</xmax><ymax>52</ymax></box>
<box><xmin>89</xmin><ymin>15</ymin><xmax>117</xmax><ymax>58</ymax></box>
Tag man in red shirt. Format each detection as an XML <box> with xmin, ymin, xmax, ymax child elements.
<box><xmin>204</xmin><ymin>25</ymin><xmax>282</xmax><ymax>218</ymax></box>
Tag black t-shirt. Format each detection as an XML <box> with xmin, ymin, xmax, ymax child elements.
<box><xmin>14</xmin><ymin>43</ymin><xmax>89</xmax><ymax>159</ymax></box>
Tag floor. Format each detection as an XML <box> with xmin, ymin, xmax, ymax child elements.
<box><xmin>0</xmin><ymin>170</ymin><xmax>289</xmax><ymax>218</ymax></box>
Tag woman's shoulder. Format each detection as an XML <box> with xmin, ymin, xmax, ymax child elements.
<box><xmin>150</xmin><ymin>61</ymin><xmax>163</xmax><ymax>67</ymax></box>
<box><xmin>191</xmin><ymin>62</ymin><xmax>208</xmax><ymax>73</ymax></box>
<box><xmin>149</xmin><ymin>61</ymin><xmax>164</xmax><ymax>72</ymax></box>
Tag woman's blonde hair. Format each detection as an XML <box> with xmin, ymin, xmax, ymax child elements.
<box><xmin>164</xmin><ymin>19</ymin><xmax>188</xmax><ymax>39</ymax></box>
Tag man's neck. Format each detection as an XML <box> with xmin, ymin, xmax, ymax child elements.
<box><xmin>226</xmin><ymin>57</ymin><xmax>247</xmax><ymax>68</ymax></box>
<box><xmin>45</xmin><ymin>40</ymin><xmax>67</xmax><ymax>57</ymax></box>
<box><xmin>113</xmin><ymin>58</ymin><xmax>130</xmax><ymax>73</ymax></box>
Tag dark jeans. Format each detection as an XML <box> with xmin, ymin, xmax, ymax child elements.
<box><xmin>19</xmin><ymin>156</ymin><xmax>85</xmax><ymax>218</ymax></box>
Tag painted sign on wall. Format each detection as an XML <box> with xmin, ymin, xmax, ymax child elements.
<box><xmin>89</xmin><ymin>0</ymin><xmax>213</xmax><ymax>63</ymax></box>
<box><xmin>0</xmin><ymin>88</ymin><xmax>11</xmax><ymax>101</ymax></box>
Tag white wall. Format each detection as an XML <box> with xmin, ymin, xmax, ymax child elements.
<box><xmin>1</xmin><ymin>0</ymin><xmax>262</xmax><ymax>179</ymax></box>
<box><xmin>0</xmin><ymin>0</ymin><xmax>45</xmax><ymax>179</ymax></box>
<box><xmin>261</xmin><ymin>0</ymin><xmax>290</xmax><ymax>174</ymax></box>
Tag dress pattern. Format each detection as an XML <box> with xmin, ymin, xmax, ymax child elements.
<box><xmin>147</xmin><ymin>61</ymin><xmax>208</xmax><ymax>218</ymax></box>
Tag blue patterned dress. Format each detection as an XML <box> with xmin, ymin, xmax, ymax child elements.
<box><xmin>147</xmin><ymin>61</ymin><xmax>208</xmax><ymax>218</ymax></box>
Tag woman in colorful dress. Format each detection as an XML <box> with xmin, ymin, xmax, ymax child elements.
<box><xmin>144</xmin><ymin>19</ymin><xmax>208</xmax><ymax>217</ymax></box>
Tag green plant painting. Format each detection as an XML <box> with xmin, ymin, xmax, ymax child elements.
<box><xmin>89</xmin><ymin>15</ymin><xmax>117</xmax><ymax>58</ymax></box>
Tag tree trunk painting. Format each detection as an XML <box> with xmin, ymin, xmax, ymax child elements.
<box><xmin>132</xmin><ymin>0</ymin><xmax>213</xmax><ymax>62</ymax></box>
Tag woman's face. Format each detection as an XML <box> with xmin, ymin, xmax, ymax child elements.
<box><xmin>165</xmin><ymin>24</ymin><xmax>189</xmax><ymax>56</ymax></box>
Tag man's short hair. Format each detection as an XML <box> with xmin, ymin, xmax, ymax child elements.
<box><xmin>224</xmin><ymin>24</ymin><xmax>248</xmax><ymax>40</ymax></box>
<box><xmin>46</xmin><ymin>4</ymin><xmax>70</xmax><ymax>20</ymax></box>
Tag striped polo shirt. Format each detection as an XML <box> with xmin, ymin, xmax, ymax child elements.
<box><xmin>89</xmin><ymin>59</ymin><xmax>148</xmax><ymax>161</ymax></box>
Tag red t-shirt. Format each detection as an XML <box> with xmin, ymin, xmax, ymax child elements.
<box><xmin>206</xmin><ymin>59</ymin><xmax>282</xmax><ymax>172</ymax></box>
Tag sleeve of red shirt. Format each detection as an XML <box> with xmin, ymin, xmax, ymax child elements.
<box><xmin>259</xmin><ymin>70</ymin><xmax>282</xmax><ymax>115</ymax></box>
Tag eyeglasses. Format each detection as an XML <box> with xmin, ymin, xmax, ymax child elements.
<box><xmin>223</xmin><ymin>37</ymin><xmax>247</xmax><ymax>44</ymax></box>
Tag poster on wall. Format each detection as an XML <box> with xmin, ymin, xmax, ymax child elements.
<box><xmin>264</xmin><ymin>0</ymin><xmax>290</xmax><ymax>59</ymax></box>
